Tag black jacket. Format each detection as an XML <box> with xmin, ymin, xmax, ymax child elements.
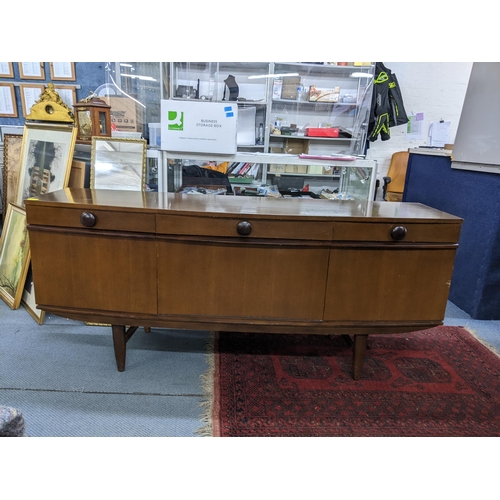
<box><xmin>368</xmin><ymin>63</ymin><xmax>409</xmax><ymax>141</ymax></box>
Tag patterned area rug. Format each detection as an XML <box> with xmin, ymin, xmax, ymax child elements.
<box><xmin>199</xmin><ymin>326</ymin><xmax>500</xmax><ymax>437</ymax></box>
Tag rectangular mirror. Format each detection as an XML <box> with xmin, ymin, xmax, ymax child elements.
<box><xmin>91</xmin><ymin>137</ymin><xmax>147</xmax><ymax>191</ymax></box>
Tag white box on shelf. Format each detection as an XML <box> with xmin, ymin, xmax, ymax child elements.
<box><xmin>160</xmin><ymin>100</ymin><xmax>238</xmax><ymax>154</ymax></box>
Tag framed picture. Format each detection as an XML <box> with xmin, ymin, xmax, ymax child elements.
<box><xmin>18</xmin><ymin>62</ymin><xmax>45</xmax><ymax>80</ymax></box>
<box><xmin>19</xmin><ymin>83</ymin><xmax>45</xmax><ymax>118</ymax></box>
<box><xmin>21</xmin><ymin>263</ymin><xmax>45</xmax><ymax>324</ymax></box>
<box><xmin>49</xmin><ymin>62</ymin><xmax>75</xmax><ymax>81</ymax></box>
<box><xmin>0</xmin><ymin>62</ymin><xmax>14</xmax><ymax>78</ymax></box>
<box><xmin>16</xmin><ymin>122</ymin><xmax>77</xmax><ymax>207</ymax></box>
<box><xmin>91</xmin><ymin>137</ymin><xmax>147</xmax><ymax>191</ymax></box>
<box><xmin>2</xmin><ymin>133</ymin><xmax>23</xmax><ymax>222</ymax></box>
<box><xmin>0</xmin><ymin>203</ymin><xmax>31</xmax><ymax>310</ymax></box>
<box><xmin>53</xmin><ymin>85</ymin><xmax>77</xmax><ymax>109</ymax></box>
<box><xmin>0</xmin><ymin>83</ymin><xmax>17</xmax><ymax>117</ymax></box>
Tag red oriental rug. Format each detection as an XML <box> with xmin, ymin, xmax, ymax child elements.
<box><xmin>198</xmin><ymin>326</ymin><xmax>500</xmax><ymax>437</ymax></box>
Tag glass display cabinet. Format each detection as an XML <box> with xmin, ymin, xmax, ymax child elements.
<box><xmin>165</xmin><ymin>62</ymin><xmax>270</xmax><ymax>153</ymax></box>
<box><xmin>161</xmin><ymin>62</ymin><xmax>374</xmax><ymax>156</ymax></box>
<box><xmin>269</xmin><ymin>62</ymin><xmax>374</xmax><ymax>157</ymax></box>
<box><xmin>103</xmin><ymin>62</ymin><xmax>376</xmax><ymax>198</ymax></box>
<box><xmin>159</xmin><ymin>152</ymin><xmax>377</xmax><ymax>206</ymax></box>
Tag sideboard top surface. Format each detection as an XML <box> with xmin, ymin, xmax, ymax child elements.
<box><xmin>25</xmin><ymin>188</ymin><xmax>463</xmax><ymax>223</ymax></box>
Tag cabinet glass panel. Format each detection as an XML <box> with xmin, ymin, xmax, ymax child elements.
<box><xmin>161</xmin><ymin>153</ymin><xmax>376</xmax><ymax>205</ymax></box>
<box><xmin>167</xmin><ymin>62</ymin><xmax>270</xmax><ymax>153</ymax></box>
<box><xmin>105</xmin><ymin>62</ymin><xmax>162</xmax><ymax>135</ymax></box>
<box><xmin>270</xmin><ymin>63</ymin><xmax>374</xmax><ymax>157</ymax></box>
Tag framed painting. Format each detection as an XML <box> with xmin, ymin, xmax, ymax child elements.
<box><xmin>18</xmin><ymin>62</ymin><xmax>45</xmax><ymax>80</ymax></box>
<box><xmin>19</xmin><ymin>83</ymin><xmax>45</xmax><ymax>118</ymax></box>
<box><xmin>90</xmin><ymin>137</ymin><xmax>147</xmax><ymax>191</ymax></box>
<box><xmin>0</xmin><ymin>83</ymin><xmax>17</xmax><ymax>117</ymax></box>
<box><xmin>49</xmin><ymin>62</ymin><xmax>76</xmax><ymax>81</ymax></box>
<box><xmin>53</xmin><ymin>85</ymin><xmax>77</xmax><ymax>108</ymax></box>
<box><xmin>0</xmin><ymin>203</ymin><xmax>31</xmax><ymax>310</ymax></box>
<box><xmin>16</xmin><ymin>122</ymin><xmax>77</xmax><ymax>207</ymax></box>
<box><xmin>21</xmin><ymin>263</ymin><xmax>45</xmax><ymax>324</ymax></box>
<box><xmin>2</xmin><ymin>133</ymin><xmax>23</xmax><ymax>222</ymax></box>
<box><xmin>0</xmin><ymin>62</ymin><xmax>14</xmax><ymax>78</ymax></box>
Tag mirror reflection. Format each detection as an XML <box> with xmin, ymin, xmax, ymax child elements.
<box><xmin>91</xmin><ymin>137</ymin><xmax>146</xmax><ymax>191</ymax></box>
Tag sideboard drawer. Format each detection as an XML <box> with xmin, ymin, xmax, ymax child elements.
<box><xmin>156</xmin><ymin>213</ymin><xmax>333</xmax><ymax>241</ymax></box>
<box><xmin>332</xmin><ymin>221</ymin><xmax>461</xmax><ymax>243</ymax></box>
<box><xmin>27</xmin><ymin>205</ymin><xmax>156</xmax><ymax>233</ymax></box>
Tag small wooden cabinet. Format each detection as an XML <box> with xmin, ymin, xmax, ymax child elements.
<box><xmin>25</xmin><ymin>189</ymin><xmax>462</xmax><ymax>379</ymax></box>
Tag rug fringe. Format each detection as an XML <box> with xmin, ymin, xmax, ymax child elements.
<box><xmin>194</xmin><ymin>331</ymin><xmax>216</xmax><ymax>437</ymax></box>
<box><xmin>464</xmin><ymin>326</ymin><xmax>500</xmax><ymax>358</ymax></box>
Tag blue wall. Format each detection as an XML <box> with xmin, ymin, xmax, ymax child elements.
<box><xmin>1</xmin><ymin>62</ymin><xmax>107</xmax><ymax>127</ymax></box>
<box><xmin>403</xmin><ymin>153</ymin><xmax>500</xmax><ymax>320</ymax></box>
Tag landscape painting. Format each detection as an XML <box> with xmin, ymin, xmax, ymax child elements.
<box><xmin>0</xmin><ymin>204</ymin><xmax>30</xmax><ymax>309</ymax></box>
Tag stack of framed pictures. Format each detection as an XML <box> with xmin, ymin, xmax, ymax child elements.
<box><xmin>0</xmin><ymin>122</ymin><xmax>77</xmax><ymax>323</ymax></box>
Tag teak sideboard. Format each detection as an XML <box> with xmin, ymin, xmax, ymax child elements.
<box><xmin>25</xmin><ymin>189</ymin><xmax>463</xmax><ymax>380</ymax></box>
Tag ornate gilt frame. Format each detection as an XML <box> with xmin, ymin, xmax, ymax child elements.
<box><xmin>2</xmin><ymin>133</ymin><xmax>23</xmax><ymax>222</ymax></box>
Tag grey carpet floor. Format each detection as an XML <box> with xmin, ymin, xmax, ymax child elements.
<box><xmin>1</xmin><ymin>299</ymin><xmax>499</xmax><ymax>437</ymax></box>
<box><xmin>1</xmin><ymin>302</ymin><xmax>209</xmax><ymax>437</ymax></box>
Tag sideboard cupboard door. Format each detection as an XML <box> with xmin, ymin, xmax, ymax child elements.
<box><xmin>29</xmin><ymin>230</ymin><xmax>157</xmax><ymax>315</ymax></box>
<box><xmin>157</xmin><ymin>239</ymin><xmax>329</xmax><ymax>321</ymax></box>
<box><xmin>324</xmin><ymin>246</ymin><xmax>458</xmax><ymax>322</ymax></box>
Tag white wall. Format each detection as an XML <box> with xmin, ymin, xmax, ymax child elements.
<box><xmin>365</xmin><ymin>62</ymin><xmax>473</xmax><ymax>187</ymax></box>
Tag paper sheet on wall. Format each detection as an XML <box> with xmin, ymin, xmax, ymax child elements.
<box><xmin>406</xmin><ymin>113</ymin><xmax>425</xmax><ymax>140</ymax></box>
<box><xmin>428</xmin><ymin>121</ymin><xmax>450</xmax><ymax>147</ymax></box>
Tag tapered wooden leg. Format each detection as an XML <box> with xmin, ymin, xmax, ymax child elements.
<box><xmin>112</xmin><ymin>325</ymin><xmax>139</xmax><ymax>372</ymax></box>
<box><xmin>352</xmin><ymin>334</ymin><xmax>368</xmax><ymax>381</ymax></box>
<box><xmin>112</xmin><ymin>325</ymin><xmax>127</xmax><ymax>372</ymax></box>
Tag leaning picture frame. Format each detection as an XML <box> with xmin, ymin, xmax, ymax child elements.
<box><xmin>21</xmin><ymin>263</ymin><xmax>45</xmax><ymax>324</ymax></box>
<box><xmin>2</xmin><ymin>133</ymin><xmax>23</xmax><ymax>222</ymax></box>
<box><xmin>90</xmin><ymin>137</ymin><xmax>147</xmax><ymax>191</ymax></box>
<box><xmin>15</xmin><ymin>122</ymin><xmax>77</xmax><ymax>207</ymax></box>
<box><xmin>0</xmin><ymin>203</ymin><xmax>31</xmax><ymax>310</ymax></box>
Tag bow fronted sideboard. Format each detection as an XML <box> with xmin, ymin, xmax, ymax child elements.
<box><xmin>25</xmin><ymin>189</ymin><xmax>462</xmax><ymax>379</ymax></box>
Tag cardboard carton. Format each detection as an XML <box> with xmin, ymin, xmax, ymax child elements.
<box><xmin>285</xmin><ymin>138</ymin><xmax>309</xmax><ymax>154</ymax></box>
<box><xmin>103</xmin><ymin>96</ymin><xmax>144</xmax><ymax>132</ymax></box>
<box><xmin>309</xmin><ymin>86</ymin><xmax>341</xmax><ymax>103</ymax></box>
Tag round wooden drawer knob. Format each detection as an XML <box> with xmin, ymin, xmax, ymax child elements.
<box><xmin>391</xmin><ymin>226</ymin><xmax>407</xmax><ymax>241</ymax></box>
<box><xmin>236</xmin><ymin>221</ymin><xmax>252</xmax><ymax>236</ymax></box>
<box><xmin>80</xmin><ymin>212</ymin><xmax>97</xmax><ymax>228</ymax></box>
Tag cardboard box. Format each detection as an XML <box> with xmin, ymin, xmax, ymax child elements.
<box><xmin>104</xmin><ymin>97</ymin><xmax>144</xmax><ymax>132</ymax></box>
<box><xmin>161</xmin><ymin>99</ymin><xmax>237</xmax><ymax>154</ymax></box>
<box><xmin>284</xmin><ymin>164</ymin><xmax>308</xmax><ymax>174</ymax></box>
<box><xmin>309</xmin><ymin>86</ymin><xmax>340</xmax><ymax>103</ymax></box>
<box><xmin>285</xmin><ymin>138</ymin><xmax>309</xmax><ymax>154</ymax></box>
<box><xmin>281</xmin><ymin>77</ymin><xmax>301</xmax><ymax>100</ymax></box>
<box><xmin>307</xmin><ymin>165</ymin><xmax>323</xmax><ymax>175</ymax></box>
<box><xmin>272</xmin><ymin>79</ymin><xmax>283</xmax><ymax>99</ymax></box>
<box><xmin>269</xmin><ymin>164</ymin><xmax>285</xmax><ymax>173</ymax></box>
